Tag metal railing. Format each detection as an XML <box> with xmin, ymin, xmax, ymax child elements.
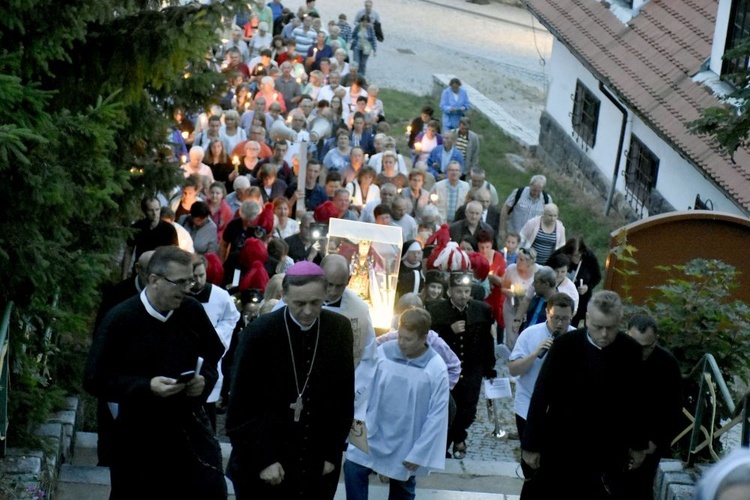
<box><xmin>0</xmin><ymin>302</ymin><xmax>13</xmax><ymax>458</ymax></box>
<box><xmin>673</xmin><ymin>353</ymin><xmax>750</xmax><ymax>466</ymax></box>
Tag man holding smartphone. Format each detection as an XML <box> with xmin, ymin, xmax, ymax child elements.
<box><xmin>84</xmin><ymin>246</ymin><xmax>227</xmax><ymax>499</ymax></box>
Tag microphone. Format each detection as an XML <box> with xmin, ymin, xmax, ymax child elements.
<box><xmin>537</xmin><ymin>330</ymin><xmax>561</xmax><ymax>359</ymax></box>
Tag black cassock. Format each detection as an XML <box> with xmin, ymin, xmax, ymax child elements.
<box><xmin>83</xmin><ymin>294</ymin><xmax>226</xmax><ymax>500</ymax></box>
<box><xmin>521</xmin><ymin>330</ymin><xmax>649</xmax><ymax>499</ymax></box>
<box><xmin>226</xmin><ymin>306</ymin><xmax>354</xmax><ymax>499</ymax></box>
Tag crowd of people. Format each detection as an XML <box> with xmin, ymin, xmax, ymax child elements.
<box><xmin>84</xmin><ymin>1</ymin><xmax>699</xmax><ymax>499</ymax></box>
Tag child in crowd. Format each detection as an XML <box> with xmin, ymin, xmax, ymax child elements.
<box><xmin>503</xmin><ymin>232</ymin><xmax>520</xmax><ymax>265</ymax></box>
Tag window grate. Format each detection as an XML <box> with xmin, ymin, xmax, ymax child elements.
<box><xmin>571</xmin><ymin>80</ymin><xmax>600</xmax><ymax>148</ymax></box>
<box><xmin>624</xmin><ymin>135</ymin><xmax>659</xmax><ymax>218</ymax></box>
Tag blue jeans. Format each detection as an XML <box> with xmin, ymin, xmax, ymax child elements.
<box><xmin>344</xmin><ymin>459</ymin><xmax>416</xmax><ymax>500</ymax></box>
<box><xmin>353</xmin><ymin>50</ymin><xmax>370</xmax><ymax>76</ymax></box>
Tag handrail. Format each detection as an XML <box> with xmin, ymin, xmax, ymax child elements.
<box><xmin>0</xmin><ymin>302</ymin><xmax>13</xmax><ymax>458</ymax></box>
<box><xmin>684</xmin><ymin>353</ymin><xmax>748</xmax><ymax>466</ymax></box>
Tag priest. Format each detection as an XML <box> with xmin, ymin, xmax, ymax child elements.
<box><xmin>226</xmin><ymin>261</ymin><xmax>354</xmax><ymax>498</ymax></box>
<box><xmin>83</xmin><ymin>246</ymin><xmax>227</xmax><ymax>499</ymax></box>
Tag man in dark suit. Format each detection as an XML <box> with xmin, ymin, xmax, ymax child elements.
<box><xmin>454</xmin><ymin>188</ymin><xmax>500</xmax><ymax>230</ymax></box>
<box><xmin>284</xmin><ymin>213</ymin><xmax>324</xmax><ymax>264</ymax></box>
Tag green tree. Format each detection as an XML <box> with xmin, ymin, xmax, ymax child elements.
<box><xmin>688</xmin><ymin>40</ymin><xmax>750</xmax><ymax>157</ymax></box>
<box><xmin>0</xmin><ymin>0</ymin><xmax>242</xmax><ymax>445</ymax></box>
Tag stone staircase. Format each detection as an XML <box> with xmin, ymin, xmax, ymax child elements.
<box><xmin>55</xmin><ymin>431</ymin><xmax>525</xmax><ymax>499</ymax></box>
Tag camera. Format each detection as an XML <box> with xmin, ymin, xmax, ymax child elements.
<box><xmin>310</xmin><ymin>223</ymin><xmax>328</xmax><ymax>240</ymax></box>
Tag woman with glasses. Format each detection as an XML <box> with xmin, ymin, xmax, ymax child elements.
<box><xmin>501</xmin><ymin>246</ymin><xmax>538</xmax><ymax>350</ymax></box>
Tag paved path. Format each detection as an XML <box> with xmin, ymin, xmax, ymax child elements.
<box><xmin>316</xmin><ymin>0</ymin><xmax>553</xmax><ymax>135</ymax></box>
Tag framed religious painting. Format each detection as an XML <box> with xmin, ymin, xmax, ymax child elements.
<box><xmin>327</xmin><ymin>219</ymin><xmax>403</xmax><ymax>330</ymax></box>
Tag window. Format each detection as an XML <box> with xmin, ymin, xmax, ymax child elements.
<box><xmin>572</xmin><ymin>80</ymin><xmax>600</xmax><ymax>148</ymax></box>
<box><xmin>724</xmin><ymin>0</ymin><xmax>750</xmax><ymax>76</ymax></box>
<box><xmin>624</xmin><ymin>135</ymin><xmax>659</xmax><ymax>217</ymax></box>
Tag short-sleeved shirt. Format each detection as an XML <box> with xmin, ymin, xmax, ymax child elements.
<box><xmin>509</xmin><ymin>322</ymin><xmax>574</xmax><ymax>419</ymax></box>
<box><xmin>504</xmin><ymin>187</ymin><xmax>550</xmax><ymax>234</ymax></box>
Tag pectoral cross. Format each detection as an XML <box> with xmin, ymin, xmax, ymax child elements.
<box><xmin>290</xmin><ymin>396</ymin><xmax>304</xmax><ymax>422</ymax></box>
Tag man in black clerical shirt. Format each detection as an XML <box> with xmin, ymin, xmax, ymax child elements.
<box><xmin>226</xmin><ymin>261</ymin><xmax>354</xmax><ymax>499</ymax></box>
<box><xmin>427</xmin><ymin>270</ymin><xmax>495</xmax><ymax>460</ymax></box>
<box><xmin>121</xmin><ymin>196</ymin><xmax>178</xmax><ymax>279</ymax></box>
<box><xmin>84</xmin><ymin>246</ymin><xmax>226</xmax><ymax>499</ymax></box>
<box><xmin>520</xmin><ymin>290</ymin><xmax>649</xmax><ymax>499</ymax></box>
<box><xmin>623</xmin><ymin>313</ymin><xmax>683</xmax><ymax>499</ymax></box>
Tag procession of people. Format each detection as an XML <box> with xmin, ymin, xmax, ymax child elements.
<box><xmin>83</xmin><ymin>1</ymin><xmax>695</xmax><ymax>498</ymax></box>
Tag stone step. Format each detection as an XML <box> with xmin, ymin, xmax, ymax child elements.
<box><xmin>64</xmin><ymin>433</ymin><xmax>524</xmax><ymax>498</ymax></box>
<box><xmin>56</xmin><ymin>462</ymin><xmax>519</xmax><ymax>500</ymax></box>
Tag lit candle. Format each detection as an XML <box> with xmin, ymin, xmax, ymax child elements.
<box><xmin>406</xmin><ymin>125</ymin><xmax>412</xmax><ymax>133</ymax></box>
<box><xmin>430</xmin><ymin>193</ymin><xmax>438</xmax><ymax>203</ymax></box>
<box><xmin>180</xmin><ymin>155</ymin><xmax>187</xmax><ymax>164</ymax></box>
<box><xmin>232</xmin><ymin>155</ymin><xmax>240</xmax><ymax>166</ymax></box>
<box><xmin>181</xmin><ymin>131</ymin><xmax>189</xmax><ymax>140</ymax></box>
<box><xmin>414</xmin><ymin>142</ymin><xmax>422</xmax><ymax>151</ymax></box>
<box><xmin>364</xmin><ymin>154</ymin><xmax>369</xmax><ymax>161</ymax></box>
<box><xmin>245</xmin><ymin>102</ymin><xmax>251</xmax><ymax>110</ymax></box>
<box><xmin>579</xmin><ymin>279</ymin><xmax>583</xmax><ymax>288</ymax></box>
<box><xmin>502</xmin><ymin>246</ymin><xmax>507</xmax><ymax>260</ymax></box>
<box><xmin>296</xmin><ymin>77</ymin><xmax>302</xmax><ymax>84</ymax></box>
<box><xmin>397</xmin><ymin>188</ymin><xmax>403</xmax><ymax>194</ymax></box>
<box><xmin>510</xmin><ymin>284</ymin><xmax>516</xmax><ymax>308</ymax></box>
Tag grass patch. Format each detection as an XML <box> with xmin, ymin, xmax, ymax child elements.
<box><xmin>379</xmin><ymin>87</ymin><xmax>625</xmax><ymax>267</ymax></box>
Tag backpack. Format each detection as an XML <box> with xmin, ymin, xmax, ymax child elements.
<box><xmin>507</xmin><ymin>186</ymin><xmax>549</xmax><ymax>214</ymax></box>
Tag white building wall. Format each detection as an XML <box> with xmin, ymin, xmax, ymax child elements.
<box><xmin>710</xmin><ymin>0</ymin><xmax>733</xmax><ymax>75</ymax></box>
<box><xmin>545</xmin><ymin>42</ymin><xmax>627</xmax><ymax>181</ymax></box>
<box><xmin>628</xmin><ymin>117</ymin><xmax>744</xmax><ymax>215</ymax></box>
<box><xmin>545</xmin><ymin>40</ymin><xmax>745</xmax><ymax>216</ymax></box>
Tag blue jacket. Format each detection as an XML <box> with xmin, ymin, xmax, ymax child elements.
<box><xmin>426</xmin><ymin>145</ymin><xmax>465</xmax><ymax>177</ymax></box>
<box><xmin>439</xmin><ymin>87</ymin><xmax>470</xmax><ymax>130</ymax></box>
<box><xmin>350</xmin><ymin>24</ymin><xmax>377</xmax><ymax>55</ymax></box>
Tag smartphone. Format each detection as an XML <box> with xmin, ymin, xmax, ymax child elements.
<box><xmin>174</xmin><ymin>370</ymin><xmax>195</xmax><ymax>384</ymax></box>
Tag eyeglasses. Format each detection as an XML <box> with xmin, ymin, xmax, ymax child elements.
<box><xmin>549</xmin><ymin>315</ymin><xmax>572</xmax><ymax>323</ymax></box>
<box><xmin>159</xmin><ymin>275</ymin><xmax>195</xmax><ymax>289</ymax></box>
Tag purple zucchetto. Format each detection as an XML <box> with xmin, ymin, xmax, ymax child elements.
<box><xmin>286</xmin><ymin>261</ymin><xmax>325</xmax><ymax>277</ymax></box>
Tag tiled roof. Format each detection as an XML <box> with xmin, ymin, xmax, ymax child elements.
<box><xmin>526</xmin><ymin>0</ymin><xmax>750</xmax><ymax>213</ymax></box>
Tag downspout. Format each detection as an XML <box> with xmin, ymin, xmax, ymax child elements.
<box><xmin>599</xmin><ymin>82</ymin><xmax>628</xmax><ymax>216</ymax></box>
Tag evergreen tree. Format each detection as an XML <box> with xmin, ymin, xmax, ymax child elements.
<box><xmin>0</xmin><ymin>0</ymin><xmax>242</xmax><ymax>445</ymax></box>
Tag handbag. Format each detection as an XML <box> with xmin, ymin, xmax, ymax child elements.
<box><xmin>374</xmin><ymin>20</ymin><xmax>384</xmax><ymax>42</ymax></box>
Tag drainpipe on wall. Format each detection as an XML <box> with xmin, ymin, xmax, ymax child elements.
<box><xmin>599</xmin><ymin>82</ymin><xmax>628</xmax><ymax>216</ymax></box>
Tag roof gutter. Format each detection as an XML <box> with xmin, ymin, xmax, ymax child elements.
<box><xmin>599</xmin><ymin>82</ymin><xmax>628</xmax><ymax>216</ymax></box>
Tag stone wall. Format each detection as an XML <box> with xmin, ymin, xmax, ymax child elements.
<box><xmin>536</xmin><ymin>110</ymin><xmax>675</xmax><ymax>221</ymax></box>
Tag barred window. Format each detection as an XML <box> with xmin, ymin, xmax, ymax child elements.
<box><xmin>724</xmin><ymin>0</ymin><xmax>750</xmax><ymax>76</ymax></box>
<box><xmin>624</xmin><ymin>135</ymin><xmax>659</xmax><ymax>218</ymax></box>
<box><xmin>572</xmin><ymin>80</ymin><xmax>600</xmax><ymax>148</ymax></box>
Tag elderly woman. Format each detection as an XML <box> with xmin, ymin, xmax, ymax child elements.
<box><xmin>207</xmin><ymin>181</ymin><xmax>233</xmax><ymax>241</ymax></box>
<box><xmin>334</xmin><ymin>47</ymin><xmax>350</xmax><ymax>76</ymax></box>
<box><xmin>439</xmin><ymin>77</ymin><xmax>471</xmax><ymax>131</ymax></box>
<box><xmin>222</xmin><ymin>109</ymin><xmax>247</xmax><ymax>154</ymax></box>
<box><xmin>303</xmin><ymin>70</ymin><xmax>324</xmax><ymax>103</ymax></box>
<box><xmin>273</xmin><ymin>196</ymin><xmax>299</xmax><ymax>239</ymax></box>
<box><xmin>501</xmin><ymin>246</ymin><xmax>538</xmax><ymax>350</ymax></box>
<box><xmin>519</xmin><ymin>202</ymin><xmax>566</xmax><ymax>266</ymax></box>
<box><xmin>181</xmin><ymin>145</ymin><xmax>215</xmax><ymax>183</ymax></box>
<box><xmin>323</xmin><ymin>129</ymin><xmax>353</xmax><ymax>173</ymax></box>
<box><xmin>548</xmin><ymin>236</ymin><xmax>601</xmax><ymax>327</ymax></box>
<box><xmin>365</xmin><ymin>84</ymin><xmax>384</xmax><ymax>123</ymax></box>
<box><xmin>346</xmin><ymin>165</ymin><xmax>380</xmax><ymax>210</ymax></box>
